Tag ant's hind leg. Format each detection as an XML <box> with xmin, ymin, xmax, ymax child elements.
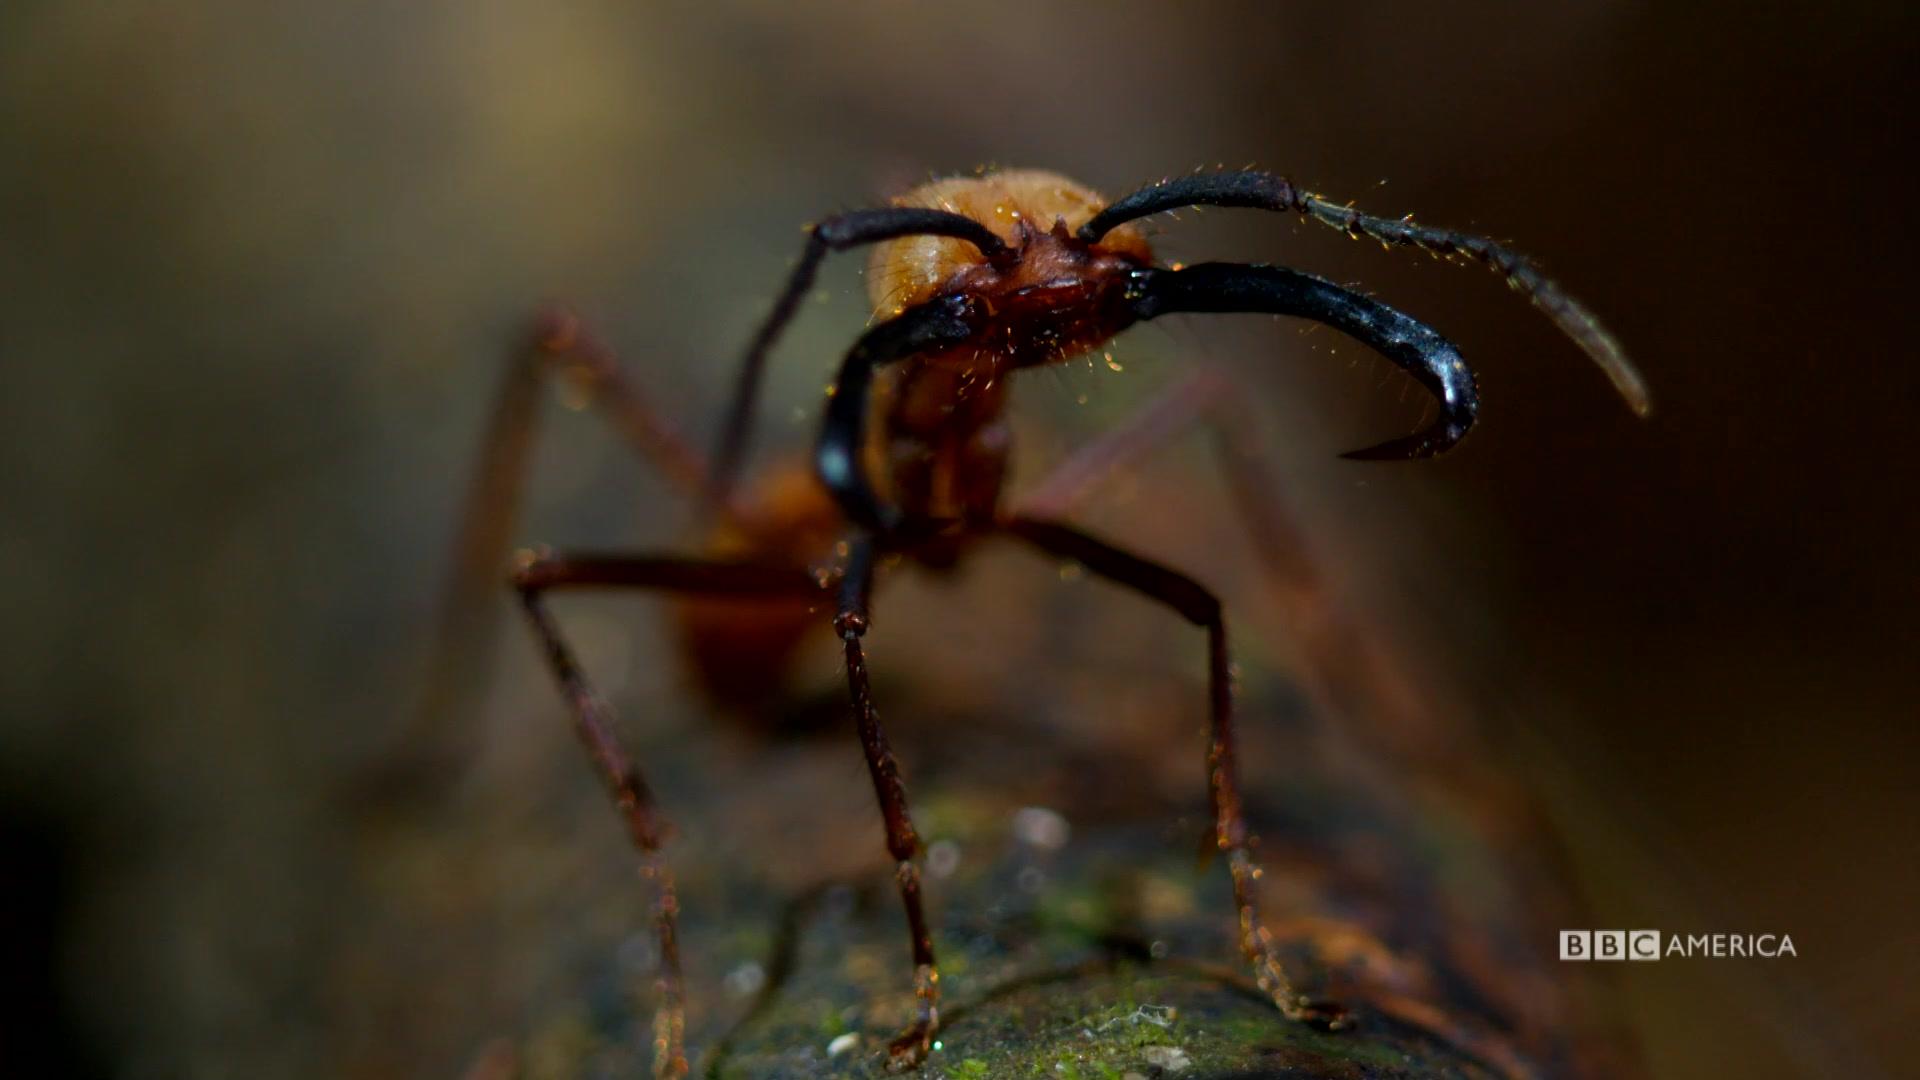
<box><xmin>513</xmin><ymin>550</ymin><xmax>828</xmax><ymax>1080</ymax></box>
<box><xmin>834</xmin><ymin>538</ymin><xmax>941</xmax><ymax>1069</ymax></box>
<box><xmin>1002</xmin><ymin>516</ymin><xmax>1351</xmax><ymax>1032</ymax></box>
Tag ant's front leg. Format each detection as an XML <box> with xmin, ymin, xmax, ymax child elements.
<box><xmin>834</xmin><ymin>536</ymin><xmax>941</xmax><ymax>1069</ymax></box>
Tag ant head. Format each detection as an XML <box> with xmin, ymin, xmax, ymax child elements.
<box><xmin>866</xmin><ymin>169</ymin><xmax>1153</xmax><ymax>315</ymax></box>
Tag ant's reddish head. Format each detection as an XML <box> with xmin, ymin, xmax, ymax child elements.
<box><xmin>867</xmin><ymin>170</ymin><xmax>1155</xmax><ymax>369</ymax></box>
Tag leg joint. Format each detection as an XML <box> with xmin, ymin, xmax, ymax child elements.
<box><xmin>509</xmin><ymin>548</ymin><xmax>557</xmax><ymax>593</ymax></box>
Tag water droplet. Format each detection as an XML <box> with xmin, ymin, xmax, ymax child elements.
<box><xmin>618</xmin><ymin>933</ymin><xmax>658</xmax><ymax>973</ymax></box>
<box><xmin>1013</xmin><ymin>806</ymin><xmax>1071</xmax><ymax>850</ymax></box>
<box><xmin>723</xmin><ymin>961</ymin><xmax>766</xmax><ymax>998</ymax></box>
<box><xmin>926</xmin><ymin>840</ymin><xmax>961</xmax><ymax>878</ymax></box>
<box><xmin>826</xmin><ymin>1033</ymin><xmax>860</xmax><ymax>1057</ymax></box>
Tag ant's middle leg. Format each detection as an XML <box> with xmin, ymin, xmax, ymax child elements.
<box><xmin>833</xmin><ymin>537</ymin><xmax>941</xmax><ymax>1069</ymax></box>
<box><xmin>1000</xmin><ymin>516</ymin><xmax>1350</xmax><ymax>1031</ymax></box>
<box><xmin>512</xmin><ymin>550</ymin><xmax>829</xmax><ymax>1080</ymax></box>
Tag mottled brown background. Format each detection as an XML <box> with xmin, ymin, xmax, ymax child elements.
<box><xmin>1</xmin><ymin>3</ymin><xmax>1912</xmax><ymax>1078</ymax></box>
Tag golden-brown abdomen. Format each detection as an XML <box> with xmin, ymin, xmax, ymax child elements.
<box><xmin>866</xmin><ymin>169</ymin><xmax>1153</xmax><ymax>314</ymax></box>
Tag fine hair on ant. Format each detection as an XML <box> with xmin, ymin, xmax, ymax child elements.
<box><xmin>431</xmin><ymin>167</ymin><xmax>1647</xmax><ymax>1076</ymax></box>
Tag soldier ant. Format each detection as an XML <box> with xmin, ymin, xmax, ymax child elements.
<box><xmin>438</xmin><ymin>168</ymin><xmax>1647</xmax><ymax>1076</ymax></box>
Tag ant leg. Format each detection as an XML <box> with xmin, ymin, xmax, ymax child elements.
<box><xmin>517</xmin><ymin>307</ymin><xmax>711</xmax><ymax>496</ymax></box>
<box><xmin>1012</xmin><ymin>368</ymin><xmax>1234</xmax><ymax>520</ymax></box>
<box><xmin>1016</xmin><ymin>371</ymin><xmax>1436</xmax><ymax>751</ymax></box>
<box><xmin>1013</xmin><ymin>369</ymin><xmax>1335</xmax><ymax>653</ymax></box>
<box><xmin>512</xmin><ymin>550</ymin><xmax>828</xmax><ymax>1080</ymax></box>
<box><xmin>403</xmin><ymin>309</ymin><xmax>714</xmax><ymax>778</ymax></box>
<box><xmin>833</xmin><ymin>537</ymin><xmax>941</xmax><ymax>1068</ymax></box>
<box><xmin>454</xmin><ymin>309</ymin><xmax>713</xmax><ymax>630</ymax></box>
<box><xmin>1001</xmin><ymin>516</ymin><xmax>1351</xmax><ymax>1032</ymax></box>
<box><xmin>1011</xmin><ymin>367</ymin><xmax>1345</xmax><ymax>655</ymax></box>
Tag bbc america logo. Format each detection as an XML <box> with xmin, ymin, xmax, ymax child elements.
<box><xmin>1560</xmin><ymin>930</ymin><xmax>1797</xmax><ymax>961</ymax></box>
<box><xmin>1561</xmin><ymin>930</ymin><xmax>1662</xmax><ymax>961</ymax></box>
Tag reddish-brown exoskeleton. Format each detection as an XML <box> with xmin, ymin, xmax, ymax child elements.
<box><xmin>428</xmin><ymin>169</ymin><xmax>1646</xmax><ymax>1076</ymax></box>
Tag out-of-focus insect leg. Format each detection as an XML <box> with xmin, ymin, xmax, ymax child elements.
<box><xmin>402</xmin><ymin>308</ymin><xmax>716</xmax><ymax>781</ymax></box>
<box><xmin>1011</xmin><ymin>367</ymin><xmax>1235</xmax><ymax>521</ymax></box>
<box><xmin>511</xmin><ymin>550</ymin><xmax>829</xmax><ymax>1080</ymax></box>
<box><xmin>1012</xmin><ymin>368</ymin><xmax>1327</xmax><ymax>672</ymax></box>
<box><xmin>1011</xmin><ymin>368</ymin><xmax>1334</xmax><ymax>674</ymax></box>
<box><xmin>1000</xmin><ymin>516</ymin><xmax>1350</xmax><ymax>1032</ymax></box>
<box><xmin>832</xmin><ymin>537</ymin><xmax>940</xmax><ymax>1069</ymax></box>
<box><xmin>1014</xmin><ymin>367</ymin><xmax>1444</xmax><ymax>749</ymax></box>
<box><xmin>1195</xmin><ymin>388</ymin><xmax>1451</xmax><ymax>745</ymax></box>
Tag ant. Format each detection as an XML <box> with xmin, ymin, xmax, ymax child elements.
<box><xmin>436</xmin><ymin>168</ymin><xmax>1647</xmax><ymax>1077</ymax></box>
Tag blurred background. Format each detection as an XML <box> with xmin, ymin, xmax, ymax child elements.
<box><xmin>1</xmin><ymin>2</ymin><xmax>1913</xmax><ymax>1077</ymax></box>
